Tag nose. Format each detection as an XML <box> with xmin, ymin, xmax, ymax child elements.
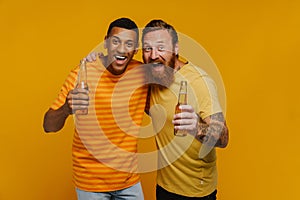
<box><xmin>117</xmin><ymin>43</ymin><xmax>126</xmax><ymax>53</ymax></box>
<box><xmin>150</xmin><ymin>48</ymin><xmax>159</xmax><ymax>60</ymax></box>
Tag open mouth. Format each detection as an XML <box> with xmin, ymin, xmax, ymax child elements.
<box><xmin>114</xmin><ymin>55</ymin><xmax>127</xmax><ymax>65</ymax></box>
<box><xmin>115</xmin><ymin>55</ymin><xmax>126</xmax><ymax>60</ymax></box>
<box><xmin>151</xmin><ymin>62</ymin><xmax>163</xmax><ymax>67</ymax></box>
<box><xmin>151</xmin><ymin>62</ymin><xmax>165</xmax><ymax>72</ymax></box>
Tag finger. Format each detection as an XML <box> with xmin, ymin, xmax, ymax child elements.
<box><xmin>90</xmin><ymin>52</ymin><xmax>97</xmax><ymax>61</ymax></box>
<box><xmin>174</xmin><ymin>124</ymin><xmax>195</xmax><ymax>131</ymax></box>
<box><xmin>84</xmin><ymin>52</ymin><xmax>96</xmax><ymax>62</ymax></box>
<box><xmin>69</xmin><ymin>89</ymin><xmax>77</xmax><ymax>94</ymax></box>
<box><xmin>71</xmin><ymin>99</ymin><xmax>89</xmax><ymax>105</ymax></box>
<box><xmin>174</xmin><ymin>112</ymin><xmax>196</xmax><ymax>120</ymax></box>
<box><xmin>178</xmin><ymin>104</ymin><xmax>194</xmax><ymax>112</ymax></box>
<box><xmin>71</xmin><ymin>93</ymin><xmax>89</xmax><ymax>101</ymax></box>
<box><xmin>75</xmin><ymin>88</ymin><xmax>89</xmax><ymax>94</ymax></box>
<box><xmin>69</xmin><ymin>99</ymin><xmax>89</xmax><ymax>114</ymax></box>
<box><xmin>173</xmin><ymin>118</ymin><xmax>194</xmax><ymax>125</ymax></box>
<box><xmin>70</xmin><ymin>104</ymin><xmax>89</xmax><ymax>113</ymax></box>
<box><xmin>98</xmin><ymin>52</ymin><xmax>104</xmax><ymax>57</ymax></box>
<box><xmin>67</xmin><ymin>92</ymin><xmax>89</xmax><ymax>104</ymax></box>
<box><xmin>85</xmin><ymin>54</ymin><xmax>92</xmax><ymax>62</ymax></box>
<box><xmin>70</xmin><ymin>88</ymin><xmax>89</xmax><ymax>96</ymax></box>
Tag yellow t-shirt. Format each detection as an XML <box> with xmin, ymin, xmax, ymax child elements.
<box><xmin>51</xmin><ymin>57</ymin><xmax>148</xmax><ymax>192</ymax></box>
<box><xmin>149</xmin><ymin>62</ymin><xmax>222</xmax><ymax>197</ymax></box>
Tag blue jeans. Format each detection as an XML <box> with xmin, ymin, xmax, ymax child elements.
<box><xmin>76</xmin><ymin>182</ymin><xmax>144</xmax><ymax>200</ymax></box>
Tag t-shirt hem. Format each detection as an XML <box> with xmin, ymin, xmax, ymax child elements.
<box><xmin>157</xmin><ymin>183</ymin><xmax>217</xmax><ymax>198</ymax></box>
<box><xmin>74</xmin><ymin>179</ymin><xmax>141</xmax><ymax>192</ymax></box>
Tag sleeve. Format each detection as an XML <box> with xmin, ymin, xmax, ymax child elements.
<box><xmin>189</xmin><ymin>75</ymin><xmax>223</xmax><ymax>120</ymax></box>
<box><xmin>50</xmin><ymin>67</ymin><xmax>78</xmax><ymax>110</ymax></box>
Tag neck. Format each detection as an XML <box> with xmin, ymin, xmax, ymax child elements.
<box><xmin>101</xmin><ymin>56</ymin><xmax>109</xmax><ymax>68</ymax></box>
<box><xmin>174</xmin><ymin>59</ymin><xmax>186</xmax><ymax>72</ymax></box>
<box><xmin>101</xmin><ymin>56</ymin><xmax>123</xmax><ymax>75</ymax></box>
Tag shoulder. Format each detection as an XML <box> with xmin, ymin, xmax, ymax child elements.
<box><xmin>183</xmin><ymin>62</ymin><xmax>208</xmax><ymax>76</ymax></box>
<box><xmin>180</xmin><ymin>63</ymin><xmax>219</xmax><ymax>96</ymax></box>
<box><xmin>65</xmin><ymin>65</ymin><xmax>79</xmax><ymax>81</ymax></box>
<box><xmin>126</xmin><ymin>59</ymin><xmax>145</xmax><ymax>76</ymax></box>
<box><xmin>128</xmin><ymin>59</ymin><xmax>143</xmax><ymax>68</ymax></box>
<box><xmin>181</xmin><ymin>63</ymin><xmax>213</xmax><ymax>84</ymax></box>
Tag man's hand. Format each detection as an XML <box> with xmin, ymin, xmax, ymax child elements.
<box><xmin>43</xmin><ymin>84</ymin><xmax>89</xmax><ymax>133</ymax></box>
<box><xmin>66</xmin><ymin>88</ymin><xmax>89</xmax><ymax>114</ymax></box>
<box><xmin>83</xmin><ymin>52</ymin><xmax>103</xmax><ymax>62</ymax></box>
<box><xmin>173</xmin><ymin>106</ymin><xmax>229</xmax><ymax>148</ymax></box>
<box><xmin>172</xmin><ymin>104</ymin><xmax>199</xmax><ymax>135</ymax></box>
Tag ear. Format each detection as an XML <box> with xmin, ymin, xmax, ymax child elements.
<box><xmin>134</xmin><ymin>41</ymin><xmax>139</xmax><ymax>54</ymax></box>
<box><xmin>174</xmin><ymin>43</ymin><xmax>179</xmax><ymax>55</ymax></box>
<box><xmin>104</xmin><ymin>36</ymin><xmax>108</xmax><ymax>49</ymax></box>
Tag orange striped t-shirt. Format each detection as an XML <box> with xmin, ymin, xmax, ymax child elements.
<box><xmin>50</xmin><ymin>57</ymin><xmax>148</xmax><ymax>192</ymax></box>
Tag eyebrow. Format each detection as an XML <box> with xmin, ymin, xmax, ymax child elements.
<box><xmin>111</xmin><ymin>36</ymin><xmax>120</xmax><ymax>40</ymax></box>
<box><xmin>111</xmin><ymin>35</ymin><xmax>135</xmax><ymax>42</ymax></box>
<box><xmin>143</xmin><ymin>40</ymin><xmax>165</xmax><ymax>46</ymax></box>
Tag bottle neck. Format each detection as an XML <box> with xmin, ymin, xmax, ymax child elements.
<box><xmin>77</xmin><ymin>60</ymin><xmax>88</xmax><ymax>88</ymax></box>
<box><xmin>178</xmin><ymin>81</ymin><xmax>187</xmax><ymax>105</ymax></box>
<box><xmin>178</xmin><ymin>92</ymin><xmax>187</xmax><ymax>105</ymax></box>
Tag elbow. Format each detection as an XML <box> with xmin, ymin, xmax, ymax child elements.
<box><xmin>215</xmin><ymin>140</ymin><xmax>229</xmax><ymax>148</ymax></box>
<box><xmin>43</xmin><ymin>118</ymin><xmax>64</xmax><ymax>133</ymax></box>
<box><xmin>43</xmin><ymin>117</ymin><xmax>61</xmax><ymax>133</ymax></box>
<box><xmin>43</xmin><ymin>122</ymin><xmax>56</xmax><ymax>133</ymax></box>
<box><xmin>216</xmin><ymin>126</ymin><xmax>229</xmax><ymax>148</ymax></box>
<box><xmin>218</xmin><ymin>141</ymin><xmax>228</xmax><ymax>148</ymax></box>
<box><xmin>220</xmin><ymin>128</ymin><xmax>229</xmax><ymax>148</ymax></box>
<box><xmin>43</xmin><ymin>111</ymin><xmax>59</xmax><ymax>133</ymax></box>
<box><xmin>43</xmin><ymin>127</ymin><xmax>54</xmax><ymax>133</ymax></box>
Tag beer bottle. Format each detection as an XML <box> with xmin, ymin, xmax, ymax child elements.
<box><xmin>174</xmin><ymin>81</ymin><xmax>188</xmax><ymax>136</ymax></box>
<box><xmin>75</xmin><ymin>60</ymin><xmax>89</xmax><ymax>115</ymax></box>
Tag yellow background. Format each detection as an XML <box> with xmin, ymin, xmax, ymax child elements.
<box><xmin>1</xmin><ymin>0</ymin><xmax>300</xmax><ymax>199</ymax></box>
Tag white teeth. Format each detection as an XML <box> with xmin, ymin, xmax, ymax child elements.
<box><xmin>115</xmin><ymin>55</ymin><xmax>126</xmax><ymax>60</ymax></box>
<box><xmin>152</xmin><ymin>62</ymin><xmax>162</xmax><ymax>66</ymax></box>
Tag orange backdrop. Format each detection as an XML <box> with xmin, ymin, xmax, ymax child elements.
<box><xmin>1</xmin><ymin>0</ymin><xmax>300</xmax><ymax>199</ymax></box>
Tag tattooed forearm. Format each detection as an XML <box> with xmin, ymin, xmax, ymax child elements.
<box><xmin>197</xmin><ymin>112</ymin><xmax>229</xmax><ymax>148</ymax></box>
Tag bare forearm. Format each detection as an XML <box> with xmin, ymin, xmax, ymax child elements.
<box><xmin>214</xmin><ymin>121</ymin><xmax>228</xmax><ymax>147</ymax></box>
<box><xmin>197</xmin><ymin>112</ymin><xmax>229</xmax><ymax>148</ymax></box>
<box><xmin>43</xmin><ymin>103</ymin><xmax>71</xmax><ymax>133</ymax></box>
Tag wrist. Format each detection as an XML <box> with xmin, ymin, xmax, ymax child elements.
<box><xmin>62</xmin><ymin>102</ymin><xmax>72</xmax><ymax>116</ymax></box>
<box><xmin>196</xmin><ymin>115</ymin><xmax>209</xmax><ymax>143</ymax></box>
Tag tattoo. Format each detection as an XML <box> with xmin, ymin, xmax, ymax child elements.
<box><xmin>197</xmin><ymin>112</ymin><xmax>229</xmax><ymax>148</ymax></box>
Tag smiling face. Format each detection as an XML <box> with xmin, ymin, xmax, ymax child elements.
<box><xmin>142</xmin><ymin>29</ymin><xmax>178</xmax><ymax>87</ymax></box>
<box><xmin>105</xmin><ymin>27</ymin><xmax>138</xmax><ymax>75</ymax></box>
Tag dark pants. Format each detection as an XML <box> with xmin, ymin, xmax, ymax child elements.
<box><xmin>156</xmin><ymin>185</ymin><xmax>217</xmax><ymax>200</ymax></box>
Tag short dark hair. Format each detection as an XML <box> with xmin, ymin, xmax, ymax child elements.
<box><xmin>106</xmin><ymin>17</ymin><xmax>139</xmax><ymax>43</ymax></box>
<box><xmin>142</xmin><ymin>19</ymin><xmax>178</xmax><ymax>45</ymax></box>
